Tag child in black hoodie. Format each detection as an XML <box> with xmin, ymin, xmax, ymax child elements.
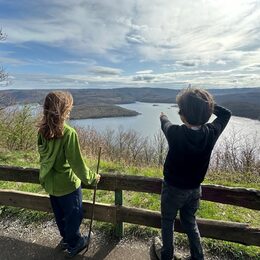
<box><xmin>154</xmin><ymin>87</ymin><xmax>231</xmax><ymax>260</ymax></box>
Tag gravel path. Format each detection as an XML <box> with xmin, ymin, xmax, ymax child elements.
<box><xmin>0</xmin><ymin>218</ymin><xmax>229</xmax><ymax>260</ymax></box>
<box><xmin>0</xmin><ymin>218</ymin><xmax>157</xmax><ymax>260</ymax></box>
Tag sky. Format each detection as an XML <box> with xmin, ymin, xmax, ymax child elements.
<box><xmin>0</xmin><ymin>0</ymin><xmax>260</xmax><ymax>90</ymax></box>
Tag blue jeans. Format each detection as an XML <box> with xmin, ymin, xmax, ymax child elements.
<box><xmin>50</xmin><ymin>187</ymin><xmax>83</xmax><ymax>248</ymax></box>
<box><xmin>161</xmin><ymin>181</ymin><xmax>204</xmax><ymax>260</ymax></box>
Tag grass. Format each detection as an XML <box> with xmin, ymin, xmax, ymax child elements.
<box><xmin>0</xmin><ymin>206</ymin><xmax>52</xmax><ymax>224</ymax></box>
<box><xmin>206</xmin><ymin>170</ymin><xmax>260</xmax><ymax>189</ymax></box>
<box><xmin>0</xmin><ymin>149</ymin><xmax>39</xmax><ymax>168</ymax></box>
<box><xmin>0</xmin><ymin>150</ymin><xmax>260</xmax><ymax>259</ymax></box>
<box><xmin>174</xmin><ymin>233</ymin><xmax>260</xmax><ymax>260</ymax></box>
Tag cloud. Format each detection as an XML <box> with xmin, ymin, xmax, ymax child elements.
<box><xmin>0</xmin><ymin>56</ymin><xmax>28</xmax><ymax>66</ymax></box>
<box><xmin>176</xmin><ymin>60</ymin><xmax>200</xmax><ymax>67</ymax></box>
<box><xmin>1</xmin><ymin>0</ymin><xmax>260</xmax><ymax>89</ymax></box>
<box><xmin>132</xmin><ymin>74</ymin><xmax>156</xmax><ymax>82</ymax></box>
<box><xmin>2</xmin><ymin>0</ymin><xmax>259</xmax><ymax>65</ymax></box>
<box><xmin>36</xmin><ymin>59</ymin><xmax>96</xmax><ymax>66</ymax></box>
<box><xmin>126</xmin><ymin>34</ymin><xmax>146</xmax><ymax>44</ymax></box>
<box><xmin>6</xmin><ymin>65</ymin><xmax>260</xmax><ymax>90</ymax></box>
<box><xmin>136</xmin><ymin>70</ymin><xmax>153</xmax><ymax>74</ymax></box>
<box><xmin>1</xmin><ymin>0</ymin><xmax>135</xmax><ymax>61</ymax></box>
<box><xmin>216</xmin><ymin>60</ymin><xmax>227</xmax><ymax>65</ymax></box>
<box><xmin>89</xmin><ymin>66</ymin><xmax>123</xmax><ymax>75</ymax></box>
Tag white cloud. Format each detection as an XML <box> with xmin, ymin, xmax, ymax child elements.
<box><xmin>89</xmin><ymin>66</ymin><xmax>123</xmax><ymax>75</ymax></box>
<box><xmin>2</xmin><ymin>0</ymin><xmax>259</xmax><ymax>64</ymax></box>
<box><xmin>136</xmin><ymin>70</ymin><xmax>153</xmax><ymax>74</ymax></box>
<box><xmin>37</xmin><ymin>59</ymin><xmax>96</xmax><ymax>66</ymax></box>
<box><xmin>1</xmin><ymin>0</ymin><xmax>260</xmax><ymax>88</ymax></box>
<box><xmin>8</xmin><ymin>63</ymin><xmax>260</xmax><ymax>89</ymax></box>
<box><xmin>0</xmin><ymin>56</ymin><xmax>28</xmax><ymax>65</ymax></box>
<box><xmin>132</xmin><ymin>75</ymin><xmax>156</xmax><ymax>82</ymax></box>
<box><xmin>216</xmin><ymin>60</ymin><xmax>227</xmax><ymax>65</ymax></box>
<box><xmin>126</xmin><ymin>34</ymin><xmax>147</xmax><ymax>44</ymax></box>
<box><xmin>175</xmin><ymin>60</ymin><xmax>200</xmax><ymax>67</ymax></box>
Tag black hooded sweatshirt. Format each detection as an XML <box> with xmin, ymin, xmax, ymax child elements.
<box><xmin>160</xmin><ymin>105</ymin><xmax>231</xmax><ymax>189</ymax></box>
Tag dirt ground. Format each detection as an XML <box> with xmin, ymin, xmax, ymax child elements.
<box><xmin>0</xmin><ymin>217</ymin><xmax>162</xmax><ymax>260</ymax></box>
<box><xmin>0</xmin><ymin>218</ymin><xmax>227</xmax><ymax>260</ymax></box>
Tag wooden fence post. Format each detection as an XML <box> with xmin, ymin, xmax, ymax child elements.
<box><xmin>115</xmin><ymin>189</ymin><xmax>124</xmax><ymax>239</ymax></box>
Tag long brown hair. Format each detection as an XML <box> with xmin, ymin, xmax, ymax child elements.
<box><xmin>38</xmin><ymin>91</ymin><xmax>73</xmax><ymax>140</ymax></box>
<box><xmin>176</xmin><ymin>87</ymin><xmax>214</xmax><ymax>125</ymax></box>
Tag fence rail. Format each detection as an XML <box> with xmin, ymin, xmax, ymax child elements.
<box><xmin>0</xmin><ymin>165</ymin><xmax>259</xmax><ymax>246</ymax></box>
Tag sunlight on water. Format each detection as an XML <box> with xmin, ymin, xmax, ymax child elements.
<box><xmin>70</xmin><ymin>102</ymin><xmax>260</xmax><ymax>146</ymax></box>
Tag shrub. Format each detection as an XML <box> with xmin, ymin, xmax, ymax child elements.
<box><xmin>0</xmin><ymin>105</ymin><xmax>38</xmax><ymax>151</ymax></box>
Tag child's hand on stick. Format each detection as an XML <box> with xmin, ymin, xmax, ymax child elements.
<box><xmin>96</xmin><ymin>174</ymin><xmax>101</xmax><ymax>183</ymax></box>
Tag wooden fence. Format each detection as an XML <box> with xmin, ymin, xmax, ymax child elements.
<box><xmin>0</xmin><ymin>165</ymin><xmax>259</xmax><ymax>246</ymax></box>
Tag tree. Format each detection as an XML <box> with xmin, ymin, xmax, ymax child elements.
<box><xmin>0</xmin><ymin>28</ymin><xmax>10</xmax><ymax>110</ymax></box>
<box><xmin>0</xmin><ymin>28</ymin><xmax>8</xmax><ymax>82</ymax></box>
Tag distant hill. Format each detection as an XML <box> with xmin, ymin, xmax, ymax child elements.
<box><xmin>0</xmin><ymin>87</ymin><xmax>259</xmax><ymax>120</ymax></box>
<box><xmin>71</xmin><ymin>104</ymin><xmax>139</xmax><ymax>119</ymax></box>
<box><xmin>0</xmin><ymin>88</ymin><xmax>179</xmax><ymax>105</ymax></box>
<box><xmin>214</xmin><ymin>92</ymin><xmax>260</xmax><ymax>120</ymax></box>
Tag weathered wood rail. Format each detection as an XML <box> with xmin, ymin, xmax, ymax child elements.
<box><xmin>0</xmin><ymin>165</ymin><xmax>259</xmax><ymax>246</ymax></box>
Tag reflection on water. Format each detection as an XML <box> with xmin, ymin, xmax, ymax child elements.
<box><xmin>70</xmin><ymin>102</ymin><xmax>181</xmax><ymax>137</ymax></box>
<box><xmin>70</xmin><ymin>102</ymin><xmax>260</xmax><ymax>147</ymax></box>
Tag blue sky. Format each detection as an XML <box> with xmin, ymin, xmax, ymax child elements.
<box><xmin>0</xmin><ymin>0</ymin><xmax>260</xmax><ymax>89</ymax></box>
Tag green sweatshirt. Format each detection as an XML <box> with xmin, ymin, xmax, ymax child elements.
<box><xmin>38</xmin><ymin>123</ymin><xmax>97</xmax><ymax>196</ymax></box>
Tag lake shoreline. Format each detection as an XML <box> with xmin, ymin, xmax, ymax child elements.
<box><xmin>70</xmin><ymin>102</ymin><xmax>260</xmax><ymax>147</ymax></box>
<box><xmin>70</xmin><ymin>103</ymin><xmax>140</xmax><ymax>119</ymax></box>
<box><xmin>70</xmin><ymin>101</ymin><xmax>259</xmax><ymax>121</ymax></box>
<box><xmin>1</xmin><ymin>87</ymin><xmax>259</xmax><ymax>121</ymax></box>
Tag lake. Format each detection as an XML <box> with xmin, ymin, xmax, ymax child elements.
<box><xmin>70</xmin><ymin>102</ymin><xmax>260</xmax><ymax>146</ymax></box>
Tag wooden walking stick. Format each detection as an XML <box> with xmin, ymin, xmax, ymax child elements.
<box><xmin>83</xmin><ymin>147</ymin><xmax>101</xmax><ymax>254</ymax></box>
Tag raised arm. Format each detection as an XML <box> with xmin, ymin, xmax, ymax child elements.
<box><xmin>210</xmin><ymin>104</ymin><xmax>232</xmax><ymax>137</ymax></box>
<box><xmin>160</xmin><ymin>112</ymin><xmax>173</xmax><ymax>139</ymax></box>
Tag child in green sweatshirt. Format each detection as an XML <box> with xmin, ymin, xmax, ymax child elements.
<box><xmin>37</xmin><ymin>91</ymin><xmax>100</xmax><ymax>257</ymax></box>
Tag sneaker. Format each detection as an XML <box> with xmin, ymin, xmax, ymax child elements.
<box><xmin>153</xmin><ymin>237</ymin><xmax>183</xmax><ymax>260</ymax></box>
<box><xmin>153</xmin><ymin>237</ymin><xmax>162</xmax><ymax>260</ymax></box>
<box><xmin>56</xmin><ymin>239</ymin><xmax>68</xmax><ymax>251</ymax></box>
<box><xmin>65</xmin><ymin>236</ymin><xmax>89</xmax><ymax>258</ymax></box>
<box><xmin>174</xmin><ymin>252</ymin><xmax>183</xmax><ymax>260</ymax></box>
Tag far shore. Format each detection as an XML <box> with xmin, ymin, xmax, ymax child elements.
<box><xmin>69</xmin><ymin>104</ymin><xmax>140</xmax><ymax>120</ymax></box>
<box><xmin>0</xmin><ymin>86</ymin><xmax>259</xmax><ymax>121</ymax></box>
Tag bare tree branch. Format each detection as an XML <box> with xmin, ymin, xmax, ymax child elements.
<box><xmin>0</xmin><ymin>92</ymin><xmax>14</xmax><ymax>111</ymax></box>
<box><xmin>0</xmin><ymin>67</ymin><xmax>8</xmax><ymax>82</ymax></box>
<box><xmin>0</xmin><ymin>28</ymin><xmax>7</xmax><ymax>41</ymax></box>
<box><xmin>0</xmin><ymin>28</ymin><xmax>8</xmax><ymax>84</ymax></box>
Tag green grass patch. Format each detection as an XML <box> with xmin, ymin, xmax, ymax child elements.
<box><xmin>198</xmin><ymin>201</ymin><xmax>260</xmax><ymax>227</ymax></box>
<box><xmin>174</xmin><ymin>233</ymin><xmax>260</xmax><ymax>260</ymax></box>
<box><xmin>0</xmin><ymin>181</ymin><xmax>45</xmax><ymax>193</ymax></box>
<box><xmin>0</xmin><ymin>150</ymin><xmax>39</xmax><ymax>168</ymax></box>
<box><xmin>206</xmin><ymin>170</ymin><xmax>260</xmax><ymax>189</ymax></box>
<box><xmin>203</xmin><ymin>238</ymin><xmax>260</xmax><ymax>260</ymax></box>
<box><xmin>0</xmin><ymin>206</ymin><xmax>52</xmax><ymax>224</ymax></box>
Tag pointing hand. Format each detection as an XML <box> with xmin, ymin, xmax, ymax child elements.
<box><xmin>160</xmin><ymin>112</ymin><xmax>166</xmax><ymax>118</ymax></box>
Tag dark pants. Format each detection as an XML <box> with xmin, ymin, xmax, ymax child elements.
<box><xmin>50</xmin><ymin>187</ymin><xmax>83</xmax><ymax>248</ymax></box>
<box><xmin>161</xmin><ymin>181</ymin><xmax>204</xmax><ymax>260</ymax></box>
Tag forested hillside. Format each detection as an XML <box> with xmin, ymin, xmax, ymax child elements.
<box><xmin>0</xmin><ymin>87</ymin><xmax>259</xmax><ymax>120</ymax></box>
